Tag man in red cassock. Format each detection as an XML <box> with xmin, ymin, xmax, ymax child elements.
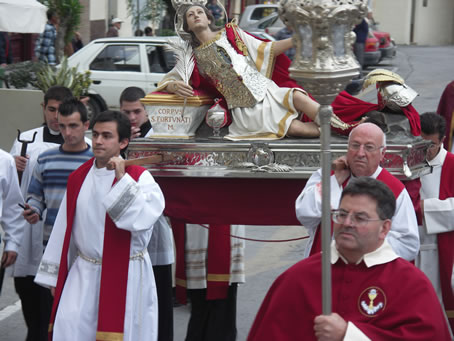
<box><xmin>437</xmin><ymin>81</ymin><xmax>454</xmax><ymax>152</ymax></box>
<box><xmin>249</xmin><ymin>177</ymin><xmax>451</xmax><ymax>341</ymax></box>
<box><xmin>416</xmin><ymin>112</ymin><xmax>454</xmax><ymax>335</ymax></box>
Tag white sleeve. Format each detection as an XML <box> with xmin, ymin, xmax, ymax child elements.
<box><xmin>423</xmin><ymin>197</ymin><xmax>454</xmax><ymax>234</ymax></box>
<box><xmin>237</xmin><ymin>27</ymin><xmax>275</xmax><ymax>77</ymax></box>
<box><xmin>35</xmin><ymin>193</ymin><xmax>68</xmax><ymax>288</ymax></box>
<box><xmin>104</xmin><ymin>171</ymin><xmax>165</xmax><ymax>232</ymax></box>
<box><xmin>0</xmin><ymin>153</ymin><xmax>26</xmax><ymax>253</ymax></box>
<box><xmin>344</xmin><ymin>322</ymin><xmax>372</xmax><ymax>341</ymax></box>
<box><xmin>295</xmin><ymin>169</ymin><xmax>342</xmax><ymax>232</ymax></box>
<box><xmin>10</xmin><ymin>139</ymin><xmax>20</xmax><ymax>156</ymax></box>
<box><xmin>385</xmin><ymin>189</ymin><xmax>419</xmax><ymax>261</ymax></box>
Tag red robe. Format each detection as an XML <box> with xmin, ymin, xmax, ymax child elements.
<box><xmin>437</xmin><ymin>81</ymin><xmax>454</xmax><ymax>151</ymax></box>
<box><xmin>438</xmin><ymin>152</ymin><xmax>454</xmax><ymax>331</ymax></box>
<box><xmin>248</xmin><ymin>253</ymin><xmax>451</xmax><ymax>340</ymax></box>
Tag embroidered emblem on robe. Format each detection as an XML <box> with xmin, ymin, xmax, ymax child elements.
<box><xmin>358</xmin><ymin>286</ymin><xmax>386</xmax><ymax>317</ymax></box>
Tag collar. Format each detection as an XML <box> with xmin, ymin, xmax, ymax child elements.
<box><xmin>139</xmin><ymin>120</ymin><xmax>152</xmax><ymax>138</ymax></box>
<box><xmin>43</xmin><ymin>125</ymin><xmax>64</xmax><ymax>144</ymax></box>
<box><xmin>351</xmin><ymin>166</ymin><xmax>382</xmax><ymax>180</ymax></box>
<box><xmin>428</xmin><ymin>147</ymin><xmax>447</xmax><ymax>167</ymax></box>
<box><xmin>331</xmin><ymin>240</ymin><xmax>398</xmax><ymax>267</ymax></box>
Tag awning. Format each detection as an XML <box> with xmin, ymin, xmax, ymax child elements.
<box><xmin>0</xmin><ymin>0</ymin><xmax>47</xmax><ymax>33</ymax></box>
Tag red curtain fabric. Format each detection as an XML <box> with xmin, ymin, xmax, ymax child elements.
<box><xmin>156</xmin><ymin>177</ymin><xmax>306</xmax><ymax>225</ymax></box>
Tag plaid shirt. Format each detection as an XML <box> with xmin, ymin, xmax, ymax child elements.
<box><xmin>34</xmin><ymin>22</ymin><xmax>57</xmax><ymax>65</ymax></box>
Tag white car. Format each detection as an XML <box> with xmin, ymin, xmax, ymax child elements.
<box><xmin>67</xmin><ymin>37</ymin><xmax>176</xmax><ymax>118</ymax></box>
<box><xmin>238</xmin><ymin>4</ymin><xmax>279</xmax><ymax>28</ymax></box>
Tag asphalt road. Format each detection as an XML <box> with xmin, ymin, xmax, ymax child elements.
<box><xmin>1</xmin><ymin>45</ymin><xmax>454</xmax><ymax>341</ymax></box>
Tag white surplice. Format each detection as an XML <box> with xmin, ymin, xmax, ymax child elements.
<box><xmin>35</xmin><ymin>164</ymin><xmax>165</xmax><ymax>341</ymax></box>
<box><xmin>185</xmin><ymin>224</ymin><xmax>245</xmax><ymax>289</ymax></box>
<box><xmin>0</xmin><ymin>149</ymin><xmax>26</xmax><ymax>253</ymax></box>
<box><xmin>295</xmin><ymin>166</ymin><xmax>419</xmax><ymax>261</ymax></box>
<box><xmin>416</xmin><ymin>147</ymin><xmax>454</xmax><ymax>308</ymax></box>
<box><xmin>10</xmin><ymin>127</ymin><xmax>59</xmax><ymax>277</ymax></box>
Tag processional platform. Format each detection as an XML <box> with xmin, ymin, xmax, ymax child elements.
<box><xmin>126</xmin><ymin>129</ymin><xmax>430</xmax><ymax>226</ymax></box>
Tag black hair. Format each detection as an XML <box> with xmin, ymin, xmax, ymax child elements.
<box><xmin>44</xmin><ymin>86</ymin><xmax>73</xmax><ymax>107</ymax></box>
<box><xmin>363</xmin><ymin>111</ymin><xmax>388</xmax><ymax>133</ymax></box>
<box><xmin>58</xmin><ymin>98</ymin><xmax>88</xmax><ymax>122</ymax></box>
<box><xmin>144</xmin><ymin>27</ymin><xmax>153</xmax><ymax>35</ymax></box>
<box><xmin>119</xmin><ymin>87</ymin><xmax>146</xmax><ymax>106</ymax></box>
<box><xmin>420</xmin><ymin>112</ymin><xmax>446</xmax><ymax>140</ymax></box>
<box><xmin>341</xmin><ymin>177</ymin><xmax>396</xmax><ymax>220</ymax></box>
<box><xmin>47</xmin><ymin>9</ymin><xmax>56</xmax><ymax>21</ymax></box>
<box><xmin>182</xmin><ymin>4</ymin><xmax>222</xmax><ymax>47</ymax></box>
<box><xmin>134</xmin><ymin>29</ymin><xmax>144</xmax><ymax>36</ymax></box>
<box><xmin>91</xmin><ymin>110</ymin><xmax>131</xmax><ymax>142</ymax></box>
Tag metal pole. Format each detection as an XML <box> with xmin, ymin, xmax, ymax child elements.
<box><xmin>319</xmin><ymin>104</ymin><xmax>332</xmax><ymax>315</ymax></box>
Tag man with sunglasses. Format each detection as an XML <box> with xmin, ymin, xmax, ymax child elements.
<box><xmin>296</xmin><ymin>122</ymin><xmax>419</xmax><ymax>261</ymax></box>
<box><xmin>249</xmin><ymin>177</ymin><xmax>451</xmax><ymax>340</ymax></box>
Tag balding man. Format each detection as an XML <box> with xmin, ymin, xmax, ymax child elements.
<box><xmin>296</xmin><ymin>123</ymin><xmax>419</xmax><ymax>261</ymax></box>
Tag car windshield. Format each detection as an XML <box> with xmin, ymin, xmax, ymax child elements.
<box><xmin>147</xmin><ymin>45</ymin><xmax>176</xmax><ymax>73</ymax></box>
<box><xmin>90</xmin><ymin>45</ymin><xmax>141</xmax><ymax>72</ymax></box>
<box><xmin>257</xmin><ymin>14</ymin><xmax>279</xmax><ymax>29</ymax></box>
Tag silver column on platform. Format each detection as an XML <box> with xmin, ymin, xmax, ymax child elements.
<box><xmin>279</xmin><ymin>0</ymin><xmax>367</xmax><ymax>315</ymax></box>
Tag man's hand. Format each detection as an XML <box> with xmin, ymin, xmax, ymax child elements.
<box><xmin>131</xmin><ymin>125</ymin><xmax>141</xmax><ymax>139</ymax></box>
<box><xmin>333</xmin><ymin>156</ymin><xmax>351</xmax><ymax>186</ymax></box>
<box><xmin>22</xmin><ymin>203</ymin><xmax>40</xmax><ymax>224</ymax></box>
<box><xmin>1</xmin><ymin>251</ymin><xmax>18</xmax><ymax>268</ymax></box>
<box><xmin>14</xmin><ymin>155</ymin><xmax>29</xmax><ymax>172</ymax></box>
<box><xmin>106</xmin><ymin>156</ymin><xmax>125</xmax><ymax>180</ymax></box>
<box><xmin>50</xmin><ymin>287</ymin><xmax>56</xmax><ymax>297</ymax></box>
<box><xmin>314</xmin><ymin>313</ymin><xmax>347</xmax><ymax>341</ymax></box>
<box><xmin>166</xmin><ymin>80</ymin><xmax>193</xmax><ymax>98</ymax></box>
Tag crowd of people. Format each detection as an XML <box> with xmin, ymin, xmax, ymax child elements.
<box><xmin>0</xmin><ymin>2</ymin><xmax>453</xmax><ymax>341</ymax></box>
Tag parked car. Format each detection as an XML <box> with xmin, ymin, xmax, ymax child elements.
<box><xmin>246</xmin><ymin>31</ymin><xmax>276</xmax><ymax>41</ymax></box>
<box><xmin>67</xmin><ymin>36</ymin><xmax>176</xmax><ymax>119</ymax></box>
<box><xmin>364</xmin><ymin>31</ymin><xmax>381</xmax><ymax>66</ymax></box>
<box><xmin>241</xmin><ymin>11</ymin><xmax>284</xmax><ymax>37</ymax></box>
<box><xmin>373</xmin><ymin>30</ymin><xmax>396</xmax><ymax>60</ymax></box>
<box><xmin>238</xmin><ymin>4</ymin><xmax>279</xmax><ymax>29</ymax></box>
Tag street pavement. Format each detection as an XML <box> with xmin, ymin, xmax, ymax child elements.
<box><xmin>1</xmin><ymin>45</ymin><xmax>454</xmax><ymax>341</ymax></box>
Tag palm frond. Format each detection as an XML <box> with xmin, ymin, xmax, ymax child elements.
<box><xmin>166</xmin><ymin>38</ymin><xmax>195</xmax><ymax>86</ymax></box>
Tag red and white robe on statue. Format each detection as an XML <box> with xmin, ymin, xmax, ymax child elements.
<box><xmin>248</xmin><ymin>241</ymin><xmax>451</xmax><ymax>341</ymax></box>
<box><xmin>295</xmin><ymin>166</ymin><xmax>419</xmax><ymax>261</ymax></box>
<box><xmin>417</xmin><ymin>147</ymin><xmax>454</xmax><ymax>334</ymax></box>
<box><xmin>35</xmin><ymin>158</ymin><xmax>165</xmax><ymax>341</ymax></box>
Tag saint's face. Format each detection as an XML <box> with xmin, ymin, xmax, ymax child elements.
<box><xmin>185</xmin><ymin>6</ymin><xmax>211</xmax><ymax>32</ymax></box>
<box><xmin>334</xmin><ymin>194</ymin><xmax>388</xmax><ymax>258</ymax></box>
<box><xmin>92</xmin><ymin>121</ymin><xmax>128</xmax><ymax>168</ymax></box>
<box><xmin>121</xmin><ymin>100</ymin><xmax>148</xmax><ymax>128</ymax></box>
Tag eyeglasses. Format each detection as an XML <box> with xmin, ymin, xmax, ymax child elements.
<box><xmin>331</xmin><ymin>209</ymin><xmax>384</xmax><ymax>228</ymax></box>
<box><xmin>428</xmin><ymin>142</ymin><xmax>439</xmax><ymax>150</ymax></box>
<box><xmin>348</xmin><ymin>142</ymin><xmax>383</xmax><ymax>153</ymax></box>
